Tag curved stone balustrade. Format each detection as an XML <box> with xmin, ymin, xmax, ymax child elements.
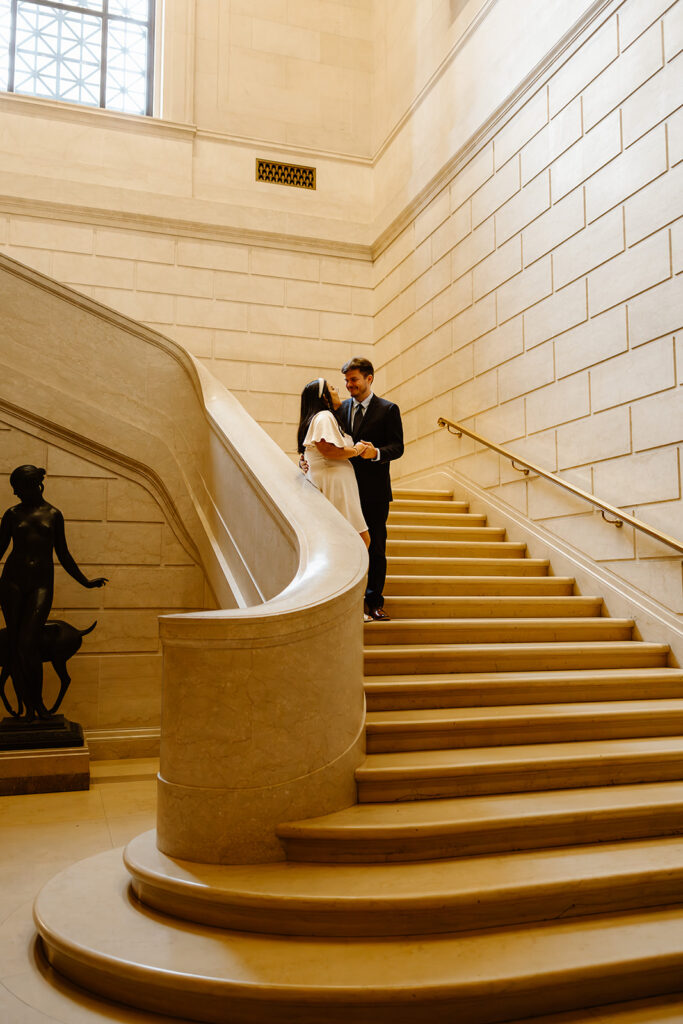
<box><xmin>0</xmin><ymin>252</ymin><xmax>367</xmax><ymax>863</ymax></box>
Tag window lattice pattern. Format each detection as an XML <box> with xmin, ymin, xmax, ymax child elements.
<box><xmin>105</xmin><ymin>17</ymin><xmax>147</xmax><ymax>112</ymax></box>
<box><xmin>109</xmin><ymin>0</ymin><xmax>148</xmax><ymax>17</ymax></box>
<box><xmin>2</xmin><ymin>0</ymin><xmax>154</xmax><ymax>115</ymax></box>
<box><xmin>0</xmin><ymin>3</ymin><xmax>12</xmax><ymax>91</ymax></box>
<box><xmin>256</xmin><ymin>159</ymin><xmax>316</xmax><ymax>190</ymax></box>
<box><xmin>15</xmin><ymin>3</ymin><xmax>102</xmax><ymax>106</ymax></box>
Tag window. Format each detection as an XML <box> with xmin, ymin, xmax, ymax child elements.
<box><xmin>0</xmin><ymin>0</ymin><xmax>154</xmax><ymax>116</ymax></box>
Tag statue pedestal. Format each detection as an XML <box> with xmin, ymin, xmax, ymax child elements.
<box><xmin>0</xmin><ymin>714</ymin><xmax>85</xmax><ymax>751</ymax></box>
<box><xmin>0</xmin><ymin>716</ymin><xmax>89</xmax><ymax>795</ymax></box>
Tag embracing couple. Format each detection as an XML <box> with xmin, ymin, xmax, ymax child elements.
<box><xmin>297</xmin><ymin>357</ymin><xmax>404</xmax><ymax>623</ymax></box>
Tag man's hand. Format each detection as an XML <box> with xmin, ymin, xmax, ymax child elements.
<box><xmin>360</xmin><ymin>442</ymin><xmax>377</xmax><ymax>459</ymax></box>
<box><xmin>299</xmin><ymin>454</ymin><xmax>309</xmax><ymax>474</ymax></box>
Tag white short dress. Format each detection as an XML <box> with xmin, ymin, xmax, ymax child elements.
<box><xmin>303</xmin><ymin>410</ymin><xmax>368</xmax><ymax>533</ymax></box>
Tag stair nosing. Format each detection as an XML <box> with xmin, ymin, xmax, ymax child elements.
<box><xmin>358</xmin><ymin>735</ymin><xmax>683</xmax><ymax>777</ymax></box>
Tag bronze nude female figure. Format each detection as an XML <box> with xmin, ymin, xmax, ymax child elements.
<box><xmin>0</xmin><ymin>465</ymin><xmax>107</xmax><ymax>722</ymax></box>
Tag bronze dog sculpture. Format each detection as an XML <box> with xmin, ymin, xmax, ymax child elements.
<box><xmin>0</xmin><ymin>620</ymin><xmax>96</xmax><ymax>718</ymax></box>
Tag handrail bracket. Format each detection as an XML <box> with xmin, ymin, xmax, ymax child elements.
<box><xmin>601</xmin><ymin>509</ymin><xmax>624</xmax><ymax>528</ymax></box>
<box><xmin>511</xmin><ymin>459</ymin><xmax>530</xmax><ymax>476</ymax></box>
<box><xmin>445</xmin><ymin>422</ymin><xmax>463</xmax><ymax>437</ymax></box>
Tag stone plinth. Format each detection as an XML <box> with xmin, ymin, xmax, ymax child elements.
<box><xmin>0</xmin><ymin>714</ymin><xmax>84</xmax><ymax>751</ymax></box>
<box><xmin>0</xmin><ymin>745</ymin><xmax>89</xmax><ymax>794</ymax></box>
<box><xmin>0</xmin><ymin>715</ymin><xmax>89</xmax><ymax>794</ymax></box>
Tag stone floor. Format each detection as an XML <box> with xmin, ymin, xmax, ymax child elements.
<box><xmin>0</xmin><ymin>757</ymin><xmax>194</xmax><ymax>1024</ymax></box>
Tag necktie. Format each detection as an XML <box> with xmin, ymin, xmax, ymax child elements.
<box><xmin>352</xmin><ymin>402</ymin><xmax>364</xmax><ymax>436</ymax></box>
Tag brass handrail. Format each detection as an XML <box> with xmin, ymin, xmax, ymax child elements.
<box><xmin>437</xmin><ymin>416</ymin><xmax>683</xmax><ymax>555</ymax></box>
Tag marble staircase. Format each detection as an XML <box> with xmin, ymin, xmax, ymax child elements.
<box><xmin>34</xmin><ymin>488</ymin><xmax>683</xmax><ymax>1024</ymax></box>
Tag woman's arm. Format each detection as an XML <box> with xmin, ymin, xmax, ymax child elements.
<box><xmin>53</xmin><ymin>510</ymin><xmax>108</xmax><ymax>589</ymax></box>
<box><xmin>315</xmin><ymin>440</ymin><xmax>367</xmax><ymax>460</ymax></box>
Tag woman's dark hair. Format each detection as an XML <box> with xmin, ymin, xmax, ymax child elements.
<box><xmin>297</xmin><ymin>379</ymin><xmax>341</xmax><ymax>454</ymax></box>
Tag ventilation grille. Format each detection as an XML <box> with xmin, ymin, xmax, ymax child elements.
<box><xmin>256</xmin><ymin>159</ymin><xmax>316</xmax><ymax>190</ymax></box>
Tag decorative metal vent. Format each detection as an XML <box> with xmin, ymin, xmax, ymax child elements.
<box><xmin>256</xmin><ymin>159</ymin><xmax>316</xmax><ymax>190</ymax></box>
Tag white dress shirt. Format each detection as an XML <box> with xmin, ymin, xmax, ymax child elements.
<box><xmin>351</xmin><ymin>393</ymin><xmax>381</xmax><ymax>461</ymax></box>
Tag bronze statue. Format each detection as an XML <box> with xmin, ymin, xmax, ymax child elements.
<box><xmin>0</xmin><ymin>465</ymin><xmax>107</xmax><ymax>722</ymax></box>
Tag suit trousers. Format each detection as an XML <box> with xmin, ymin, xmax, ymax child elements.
<box><xmin>361</xmin><ymin>496</ymin><xmax>390</xmax><ymax>610</ymax></box>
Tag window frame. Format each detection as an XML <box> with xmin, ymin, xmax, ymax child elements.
<box><xmin>4</xmin><ymin>0</ymin><xmax>155</xmax><ymax>116</ymax></box>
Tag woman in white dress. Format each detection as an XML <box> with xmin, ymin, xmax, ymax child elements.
<box><xmin>297</xmin><ymin>378</ymin><xmax>371</xmax><ymax>552</ymax></box>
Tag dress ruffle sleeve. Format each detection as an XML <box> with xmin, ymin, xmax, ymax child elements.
<box><xmin>303</xmin><ymin>411</ymin><xmax>346</xmax><ymax>448</ymax></box>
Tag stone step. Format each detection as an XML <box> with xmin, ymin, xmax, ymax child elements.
<box><xmin>387</xmin><ymin>539</ymin><xmax>527</xmax><ymax>558</ymax></box>
<box><xmin>356</xmin><ymin>736</ymin><xmax>683</xmax><ymax>802</ymax></box>
<box><xmin>384</xmin><ymin>575</ymin><xmax>576</xmax><ymax>596</ymax></box>
<box><xmin>388</xmin><ymin>511</ymin><xmax>487</xmax><ymax>527</ymax></box>
<box><xmin>387</xmin><ymin>524</ymin><xmax>506</xmax><ymax>541</ymax></box>
<box><xmin>124</xmin><ymin>829</ymin><xmax>683</xmax><ymax>938</ymax></box>
<box><xmin>34</xmin><ymin>849</ymin><xmax>683</xmax><ymax>1024</ymax></box>
<box><xmin>505</xmin><ymin>994</ymin><xmax>683</xmax><ymax>1024</ymax></box>
<box><xmin>364</xmin><ymin>618</ymin><xmax>633</xmax><ymax>646</ymax></box>
<box><xmin>363</xmin><ymin>641</ymin><xmax>670</xmax><ymax>675</ymax></box>
<box><xmin>277</xmin><ymin>780</ymin><xmax>683</xmax><ymax>862</ymax></box>
<box><xmin>390</xmin><ymin>498</ymin><xmax>471</xmax><ymax>513</ymax></box>
<box><xmin>365</xmin><ymin>699</ymin><xmax>683</xmax><ymax>752</ymax></box>
<box><xmin>392</xmin><ymin>488</ymin><xmax>454</xmax><ymax>501</ymax></box>
<box><xmin>382</xmin><ymin>595</ymin><xmax>602</xmax><ymax>617</ymax></box>
<box><xmin>387</xmin><ymin>556</ymin><xmax>551</xmax><ymax>576</ymax></box>
<box><xmin>364</xmin><ymin>668</ymin><xmax>683</xmax><ymax>710</ymax></box>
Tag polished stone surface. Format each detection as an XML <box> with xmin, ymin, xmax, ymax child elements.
<box><xmin>31</xmin><ymin>848</ymin><xmax>683</xmax><ymax>1024</ymax></box>
<box><xmin>124</xmin><ymin>827</ymin><xmax>683</xmax><ymax>937</ymax></box>
<box><xmin>0</xmin><ymin>758</ymin><xmax>179</xmax><ymax>1023</ymax></box>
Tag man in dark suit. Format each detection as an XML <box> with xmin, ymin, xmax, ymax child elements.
<box><xmin>341</xmin><ymin>357</ymin><xmax>404</xmax><ymax>621</ymax></box>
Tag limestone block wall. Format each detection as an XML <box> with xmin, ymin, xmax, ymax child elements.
<box><xmin>0</xmin><ymin>217</ymin><xmax>374</xmax><ymax>455</ymax></box>
<box><xmin>371</xmin><ymin>0</ymin><xmax>598</xmax><ymax>241</ymax></box>
<box><xmin>377</xmin><ymin>0</ymin><xmax>683</xmax><ymax>617</ymax></box>
<box><xmin>372</xmin><ymin>0</ymin><xmax>488</xmax><ymax>151</ymax></box>
<box><xmin>182</xmin><ymin>0</ymin><xmax>373</xmax><ymax>154</ymax></box>
<box><xmin>0</xmin><ymin>420</ymin><xmax>211</xmax><ymax>755</ymax></box>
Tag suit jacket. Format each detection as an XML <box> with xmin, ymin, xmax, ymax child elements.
<box><xmin>343</xmin><ymin>394</ymin><xmax>404</xmax><ymax>506</ymax></box>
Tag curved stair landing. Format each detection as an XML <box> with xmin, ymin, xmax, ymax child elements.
<box><xmin>35</xmin><ymin>488</ymin><xmax>683</xmax><ymax>1023</ymax></box>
